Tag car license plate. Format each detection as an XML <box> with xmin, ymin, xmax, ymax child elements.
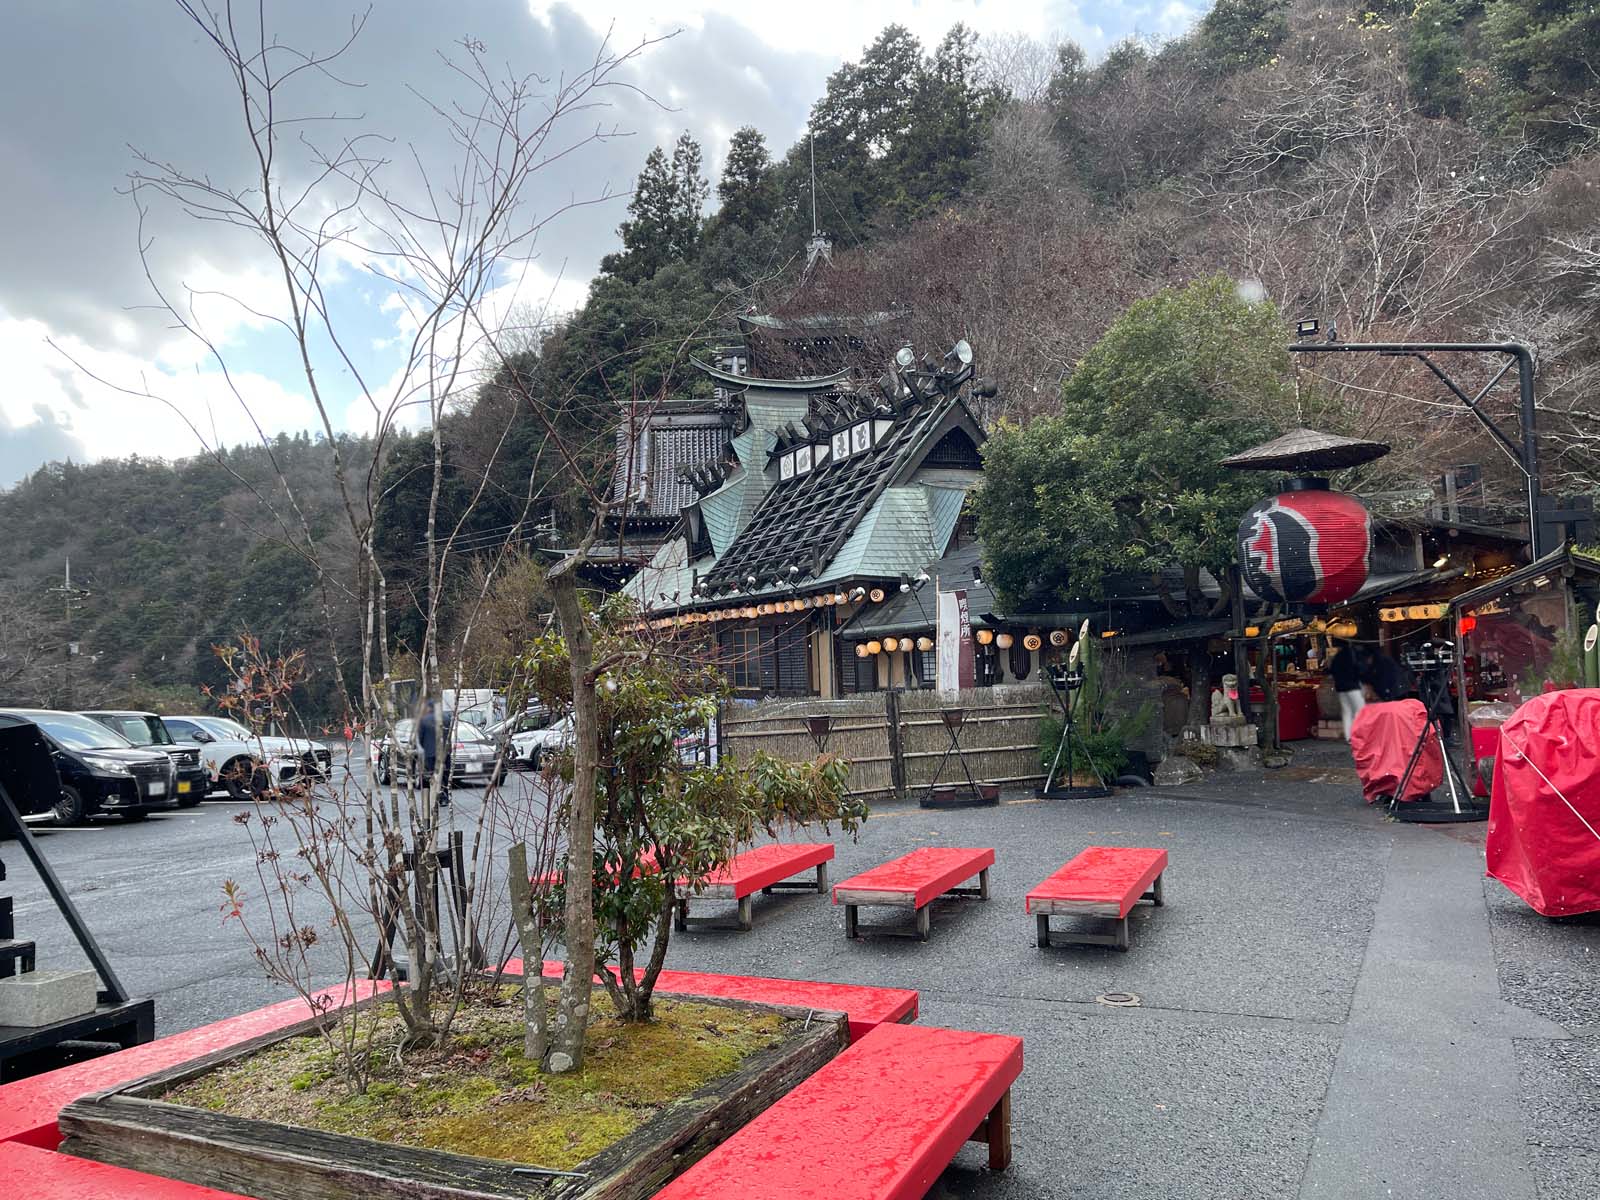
<box><xmin>148</xmin><ymin>781</ymin><xmax>167</xmax><ymax>796</ymax></box>
<box><xmin>177</xmin><ymin>781</ymin><xmax>191</xmax><ymax>793</ymax></box>
<box><xmin>463</xmin><ymin>762</ymin><xmax>483</xmax><ymax>773</ymax></box>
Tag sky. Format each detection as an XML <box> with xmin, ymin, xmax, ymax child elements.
<box><xmin>0</xmin><ymin>0</ymin><xmax>1204</xmax><ymax>488</ymax></box>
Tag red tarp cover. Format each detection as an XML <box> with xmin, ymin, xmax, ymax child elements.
<box><xmin>1486</xmin><ymin>689</ymin><xmax>1600</xmax><ymax>917</ymax></box>
<box><xmin>1349</xmin><ymin>699</ymin><xmax>1441</xmax><ymax>803</ymax></box>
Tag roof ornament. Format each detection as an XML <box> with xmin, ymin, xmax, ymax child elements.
<box><xmin>804</xmin><ymin>131</ymin><xmax>833</xmax><ymax>276</ymax></box>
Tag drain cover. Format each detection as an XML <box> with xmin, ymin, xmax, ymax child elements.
<box><xmin>1095</xmin><ymin>992</ymin><xmax>1141</xmax><ymax>1007</ymax></box>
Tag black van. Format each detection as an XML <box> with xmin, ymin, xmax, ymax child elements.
<box><xmin>0</xmin><ymin>709</ymin><xmax>178</xmax><ymax>824</ymax></box>
<box><xmin>80</xmin><ymin>710</ymin><xmax>210</xmax><ymax>807</ymax></box>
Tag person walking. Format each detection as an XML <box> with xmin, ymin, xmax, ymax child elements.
<box><xmin>1330</xmin><ymin>641</ymin><xmax>1365</xmax><ymax>740</ymax></box>
<box><xmin>417</xmin><ymin>700</ymin><xmax>453</xmax><ymax>808</ymax></box>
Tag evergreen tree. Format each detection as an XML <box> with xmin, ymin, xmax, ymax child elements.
<box><xmin>1482</xmin><ymin>0</ymin><xmax>1600</xmax><ymax>142</ymax></box>
<box><xmin>1194</xmin><ymin>0</ymin><xmax>1291</xmax><ymax>74</ymax></box>
<box><xmin>716</xmin><ymin>126</ymin><xmax>776</xmax><ymax>234</ymax></box>
<box><xmin>602</xmin><ymin>132</ymin><xmax>707</xmax><ymax>282</ymax></box>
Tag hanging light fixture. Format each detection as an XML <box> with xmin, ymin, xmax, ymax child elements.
<box><xmin>869</xmin><ymin>587</ymin><xmax>885</xmax><ymax>603</ymax></box>
<box><xmin>916</xmin><ymin>636</ymin><xmax>935</xmax><ymax>652</ymax></box>
<box><xmin>1024</xmin><ymin>633</ymin><xmax>1042</xmax><ymax>652</ymax></box>
<box><xmin>976</xmin><ymin>629</ymin><xmax>994</xmax><ymax>645</ymax></box>
<box><xmin>883</xmin><ymin>637</ymin><xmax>899</xmax><ymax>652</ymax></box>
<box><xmin>855</xmin><ymin>642</ymin><xmax>871</xmax><ymax>658</ymax></box>
<box><xmin>867</xmin><ymin>640</ymin><xmax>883</xmax><ymax>656</ymax></box>
<box><xmin>996</xmin><ymin>632</ymin><xmax>1014</xmax><ymax>649</ymax></box>
<box><xmin>1049</xmin><ymin>629</ymin><xmax>1069</xmax><ymax>647</ymax></box>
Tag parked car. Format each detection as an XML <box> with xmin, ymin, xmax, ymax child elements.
<box><xmin>484</xmin><ymin>707</ymin><xmax>553</xmax><ymax>768</ymax></box>
<box><xmin>172</xmin><ymin>714</ymin><xmax>334</xmax><ymax>780</ymax></box>
<box><xmin>0</xmin><ymin>708</ymin><xmax>179</xmax><ymax>824</ymax></box>
<box><xmin>373</xmin><ymin>718</ymin><xmax>501</xmax><ymax>786</ymax></box>
<box><xmin>161</xmin><ymin>715</ymin><xmax>300</xmax><ymax>800</ymax></box>
<box><xmin>511</xmin><ymin>714</ymin><xmax>575</xmax><ymax>769</ymax></box>
<box><xmin>80</xmin><ymin>710</ymin><xmax>209</xmax><ymax>807</ymax></box>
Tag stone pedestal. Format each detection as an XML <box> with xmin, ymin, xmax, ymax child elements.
<box><xmin>1200</xmin><ymin>722</ymin><xmax>1258</xmax><ymax>748</ymax></box>
<box><xmin>0</xmin><ymin>968</ymin><xmax>98</xmax><ymax>1026</ymax></box>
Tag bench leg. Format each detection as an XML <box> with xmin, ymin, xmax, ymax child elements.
<box><xmin>674</xmin><ymin>898</ymin><xmax>689</xmax><ymax>932</ymax></box>
<box><xmin>1115</xmin><ymin>916</ymin><xmax>1130</xmax><ymax>952</ymax></box>
<box><xmin>986</xmin><ymin>1089</ymin><xmax>1012</xmax><ymax>1171</ymax></box>
<box><xmin>737</xmin><ymin>894</ymin><xmax>754</xmax><ymax>932</ymax></box>
<box><xmin>1150</xmin><ymin>872</ymin><xmax>1165</xmax><ymax>906</ymax></box>
<box><xmin>1036</xmin><ymin>913</ymin><xmax>1051</xmax><ymax>949</ymax></box>
<box><xmin>845</xmin><ymin>904</ymin><xmax>859</xmax><ymax>940</ymax></box>
<box><xmin>816</xmin><ymin>861</ymin><xmax>829</xmax><ymax>893</ymax></box>
<box><xmin>916</xmin><ymin>905</ymin><xmax>931</xmax><ymax>942</ymax></box>
<box><xmin>978</xmin><ymin>866</ymin><xmax>990</xmax><ymax>901</ymax></box>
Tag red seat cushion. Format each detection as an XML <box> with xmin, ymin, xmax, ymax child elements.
<box><xmin>1026</xmin><ymin>846</ymin><xmax>1167</xmax><ymax>918</ymax></box>
<box><xmin>832</xmin><ymin>847</ymin><xmax>995</xmax><ymax>910</ymax></box>
<box><xmin>651</xmin><ymin>1022</ymin><xmax>1022</xmax><ymax>1200</ymax></box>
<box><xmin>684</xmin><ymin>842</ymin><xmax>834</xmax><ymax>897</ymax></box>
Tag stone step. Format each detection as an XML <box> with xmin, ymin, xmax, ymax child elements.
<box><xmin>0</xmin><ymin>968</ymin><xmax>98</xmax><ymax>1027</ymax></box>
<box><xmin>0</xmin><ymin>937</ymin><xmax>36</xmax><ymax>978</ymax></box>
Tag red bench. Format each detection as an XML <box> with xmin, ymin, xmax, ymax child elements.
<box><xmin>652</xmin><ymin>1021</ymin><xmax>1021</xmax><ymax>1200</ymax></box>
<box><xmin>0</xmin><ymin>1140</ymin><xmax>252</xmax><ymax>1199</ymax></box>
<box><xmin>1026</xmin><ymin>845</ymin><xmax>1168</xmax><ymax>951</ymax></box>
<box><xmin>674</xmin><ymin>842</ymin><xmax>834</xmax><ymax>932</ymax></box>
<box><xmin>833</xmin><ymin>847</ymin><xmax>994</xmax><ymax>941</ymax></box>
<box><xmin>506</xmin><ymin>959</ymin><xmax>917</xmax><ymax>1044</ymax></box>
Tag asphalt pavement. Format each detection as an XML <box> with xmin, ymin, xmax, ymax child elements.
<box><xmin>5</xmin><ymin>744</ymin><xmax>1599</xmax><ymax>1200</ymax></box>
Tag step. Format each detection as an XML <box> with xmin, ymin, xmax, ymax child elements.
<box><xmin>0</xmin><ymin>969</ymin><xmax>97</xmax><ymax>1027</ymax></box>
<box><xmin>0</xmin><ymin>938</ymin><xmax>37</xmax><ymax>978</ymax></box>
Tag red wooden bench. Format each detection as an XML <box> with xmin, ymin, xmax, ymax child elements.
<box><xmin>833</xmin><ymin>847</ymin><xmax>994</xmax><ymax>941</ymax></box>
<box><xmin>650</xmin><ymin>1021</ymin><xmax>1022</xmax><ymax>1200</ymax></box>
<box><xmin>505</xmin><ymin>959</ymin><xmax>918</xmax><ymax>1044</ymax></box>
<box><xmin>674</xmin><ymin>842</ymin><xmax>834</xmax><ymax>932</ymax></box>
<box><xmin>0</xmin><ymin>1139</ymin><xmax>253</xmax><ymax>1199</ymax></box>
<box><xmin>1026</xmin><ymin>845</ymin><xmax>1168</xmax><ymax>951</ymax></box>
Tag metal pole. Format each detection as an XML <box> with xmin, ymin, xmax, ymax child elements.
<box><xmin>1515</xmin><ymin>344</ymin><xmax>1543</xmax><ymax>557</ymax></box>
<box><xmin>1286</xmin><ymin>341</ymin><xmax>1543</xmax><ymax>556</ymax></box>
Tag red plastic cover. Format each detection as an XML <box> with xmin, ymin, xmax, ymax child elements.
<box><xmin>1486</xmin><ymin>689</ymin><xmax>1600</xmax><ymax>917</ymax></box>
<box><xmin>1349</xmin><ymin>699</ymin><xmax>1441</xmax><ymax>803</ymax></box>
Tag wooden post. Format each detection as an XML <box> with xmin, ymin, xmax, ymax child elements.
<box><xmin>884</xmin><ymin>690</ymin><xmax>906</xmax><ymax>802</ymax></box>
<box><xmin>1230</xmin><ymin>564</ymin><xmax>1254</xmax><ymax>722</ymax></box>
<box><xmin>985</xmin><ymin>1090</ymin><xmax>1013</xmax><ymax>1171</ymax></box>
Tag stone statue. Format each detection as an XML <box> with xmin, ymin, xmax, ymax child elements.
<box><xmin>1210</xmin><ymin>674</ymin><xmax>1244</xmax><ymax>726</ymax></box>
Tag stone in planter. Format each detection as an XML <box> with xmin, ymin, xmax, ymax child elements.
<box><xmin>58</xmin><ymin>993</ymin><xmax>847</xmax><ymax>1200</ymax></box>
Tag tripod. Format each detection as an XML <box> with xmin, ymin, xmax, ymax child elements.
<box><xmin>1389</xmin><ymin>666</ymin><xmax>1482</xmax><ymax>823</ymax></box>
<box><xmin>1036</xmin><ymin>668</ymin><xmax>1109</xmax><ymax>799</ymax></box>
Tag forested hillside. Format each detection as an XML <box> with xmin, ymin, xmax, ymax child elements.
<box><xmin>2</xmin><ymin>0</ymin><xmax>1596</xmax><ymax>720</ymax></box>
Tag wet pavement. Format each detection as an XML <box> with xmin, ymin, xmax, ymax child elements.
<box><xmin>6</xmin><ymin>745</ymin><xmax>1599</xmax><ymax>1199</ymax></box>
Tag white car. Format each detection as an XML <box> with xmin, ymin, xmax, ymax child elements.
<box><xmin>162</xmin><ymin>715</ymin><xmax>303</xmax><ymax>800</ymax></box>
<box><xmin>188</xmin><ymin>716</ymin><xmax>335</xmax><ymax>779</ymax></box>
<box><xmin>510</xmin><ymin>714</ymin><xmax>574</xmax><ymax>769</ymax></box>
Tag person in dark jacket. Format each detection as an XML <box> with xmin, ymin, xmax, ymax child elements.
<box><xmin>417</xmin><ymin>700</ymin><xmax>453</xmax><ymax>807</ymax></box>
<box><xmin>1330</xmin><ymin>641</ymin><xmax>1365</xmax><ymax>739</ymax></box>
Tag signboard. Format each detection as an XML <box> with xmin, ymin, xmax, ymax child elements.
<box><xmin>936</xmin><ymin>588</ymin><xmax>974</xmax><ymax>694</ymax></box>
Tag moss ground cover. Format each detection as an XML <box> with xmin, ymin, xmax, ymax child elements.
<box><xmin>162</xmin><ymin>991</ymin><xmax>790</xmax><ymax>1170</ymax></box>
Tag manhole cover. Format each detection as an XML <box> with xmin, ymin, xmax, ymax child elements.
<box><xmin>1095</xmin><ymin>992</ymin><xmax>1141</xmax><ymax>1007</ymax></box>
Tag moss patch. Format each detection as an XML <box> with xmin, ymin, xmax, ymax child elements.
<box><xmin>161</xmin><ymin>991</ymin><xmax>791</xmax><ymax>1171</ymax></box>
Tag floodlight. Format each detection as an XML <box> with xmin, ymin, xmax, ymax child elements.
<box><xmin>948</xmin><ymin>339</ymin><xmax>973</xmax><ymax>366</ymax></box>
<box><xmin>895</xmin><ymin>346</ymin><xmax>916</xmax><ymax>369</ymax></box>
<box><xmin>1295</xmin><ymin>318</ymin><xmax>1320</xmax><ymax>338</ymax></box>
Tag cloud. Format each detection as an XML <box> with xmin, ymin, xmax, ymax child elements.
<box><xmin>0</xmin><ymin>405</ymin><xmax>87</xmax><ymax>489</ymax></box>
<box><xmin>0</xmin><ymin>0</ymin><xmax>1189</xmax><ymax>485</ymax></box>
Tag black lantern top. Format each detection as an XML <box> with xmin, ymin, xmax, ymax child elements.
<box><xmin>1220</xmin><ymin>427</ymin><xmax>1391</xmax><ymax>473</ymax></box>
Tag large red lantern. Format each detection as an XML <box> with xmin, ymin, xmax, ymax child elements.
<box><xmin>1238</xmin><ymin>487</ymin><xmax>1371</xmax><ymax>605</ymax></box>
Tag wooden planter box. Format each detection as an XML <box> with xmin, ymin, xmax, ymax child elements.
<box><xmin>57</xmin><ymin>995</ymin><xmax>848</xmax><ymax>1200</ymax></box>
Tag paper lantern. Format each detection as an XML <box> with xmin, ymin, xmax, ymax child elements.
<box><xmin>1239</xmin><ymin>487</ymin><xmax>1371</xmax><ymax>605</ymax></box>
<box><xmin>855</xmin><ymin>642</ymin><xmax>871</xmax><ymax>658</ymax></box>
<box><xmin>996</xmin><ymin>632</ymin><xmax>1014</xmax><ymax>649</ymax></box>
<box><xmin>976</xmin><ymin>628</ymin><xmax>994</xmax><ymax>645</ymax></box>
<box><xmin>866</xmin><ymin>640</ymin><xmax>883</xmax><ymax>655</ymax></box>
<box><xmin>869</xmin><ymin>587</ymin><xmax>885</xmax><ymax>603</ymax></box>
<box><xmin>1049</xmin><ymin>629</ymin><xmax>1069</xmax><ymax>647</ymax></box>
<box><xmin>882</xmin><ymin>637</ymin><xmax>899</xmax><ymax>652</ymax></box>
<box><xmin>1023</xmin><ymin>633</ymin><xmax>1042</xmax><ymax>652</ymax></box>
<box><xmin>917</xmin><ymin>636</ymin><xmax>934</xmax><ymax>651</ymax></box>
<box><xmin>835</xmin><ymin>591</ymin><xmax>848</xmax><ymax>605</ymax></box>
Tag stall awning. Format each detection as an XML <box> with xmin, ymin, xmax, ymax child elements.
<box><xmin>1449</xmin><ymin>546</ymin><xmax>1600</xmax><ymax>610</ymax></box>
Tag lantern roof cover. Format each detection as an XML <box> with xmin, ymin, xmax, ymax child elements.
<box><xmin>1220</xmin><ymin>427</ymin><xmax>1390</xmax><ymax>472</ymax></box>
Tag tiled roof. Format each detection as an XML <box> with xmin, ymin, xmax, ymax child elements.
<box><xmin>702</xmin><ymin>389</ymin><xmax>977</xmax><ymax>593</ymax></box>
<box><xmin>609</xmin><ymin>404</ymin><xmax>731</xmax><ymax>522</ymax></box>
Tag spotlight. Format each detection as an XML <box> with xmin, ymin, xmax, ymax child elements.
<box><xmin>1295</xmin><ymin>318</ymin><xmax>1320</xmax><ymax>338</ymax></box>
<box><xmin>895</xmin><ymin>346</ymin><xmax>916</xmax><ymax>369</ymax></box>
<box><xmin>1432</xmin><ymin>554</ymin><xmax>1449</xmax><ymax>568</ymax></box>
